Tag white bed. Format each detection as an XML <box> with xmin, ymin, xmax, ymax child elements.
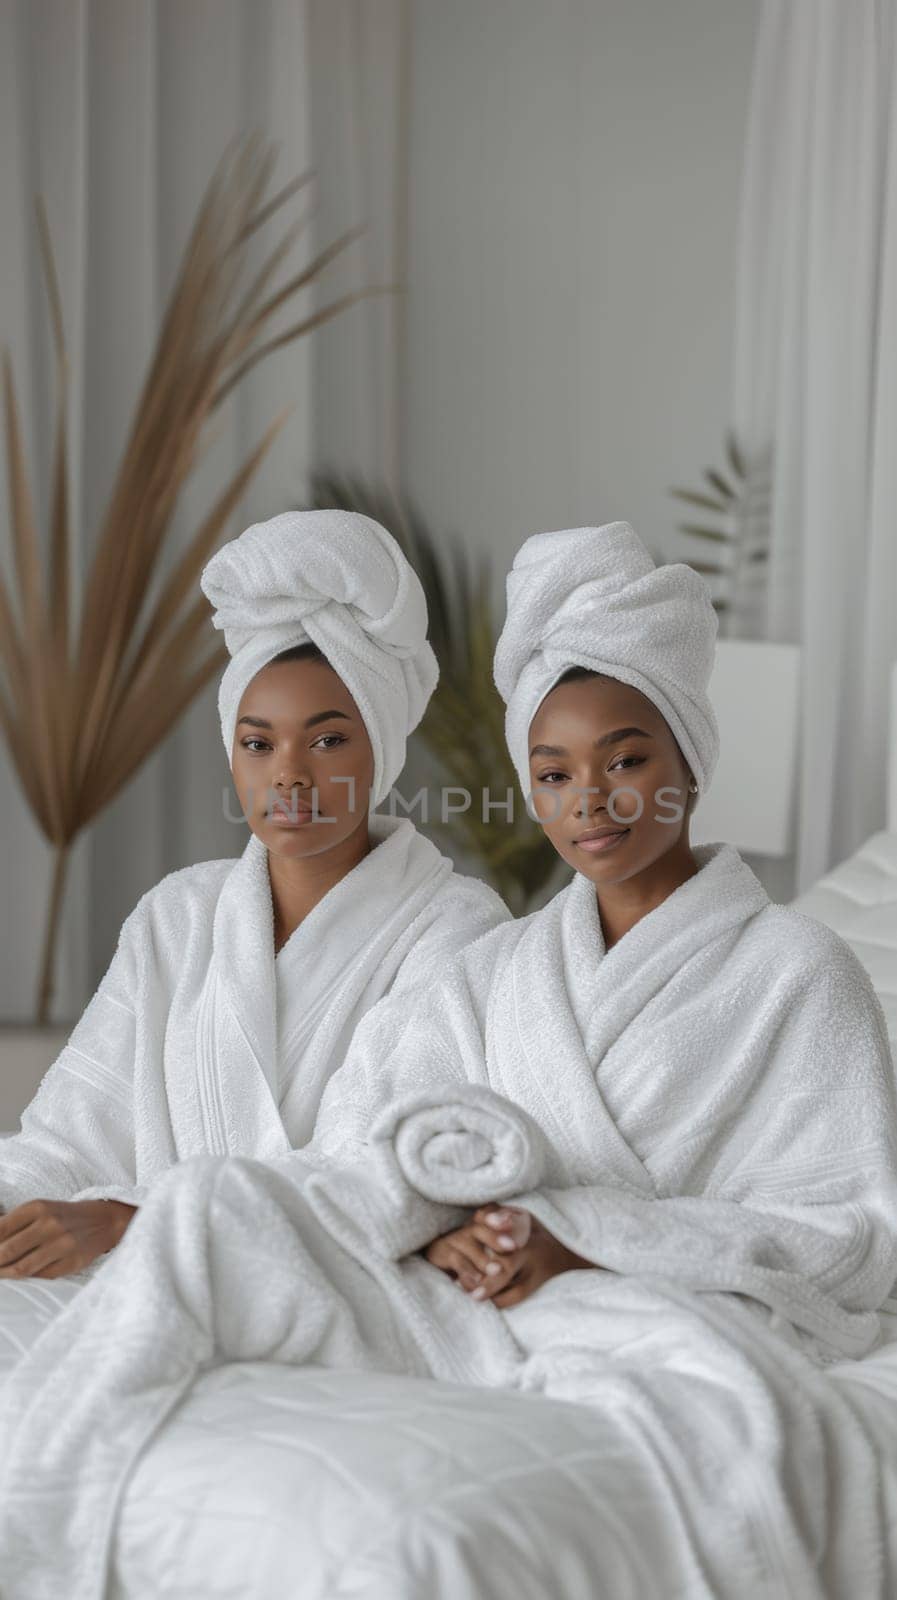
<box><xmin>3</xmin><ymin>1269</ymin><xmax>897</xmax><ymax>1597</ymax></box>
<box><xmin>108</xmin><ymin>1317</ymin><xmax>897</xmax><ymax>1598</ymax></box>
<box><xmin>791</xmin><ymin>829</ymin><xmax>897</xmax><ymax>1054</ymax></box>
<box><xmin>5</xmin><ymin>714</ymin><xmax>897</xmax><ymax>1596</ymax></box>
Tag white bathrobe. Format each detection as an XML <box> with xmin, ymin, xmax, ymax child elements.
<box><xmin>0</xmin><ymin>814</ymin><xmax>508</xmax><ymax>1219</ymax></box>
<box><xmin>312</xmin><ymin>838</ymin><xmax>897</xmax><ymax>1354</ymax></box>
<box><xmin>3</xmin><ymin>840</ymin><xmax>897</xmax><ymax>1600</ymax></box>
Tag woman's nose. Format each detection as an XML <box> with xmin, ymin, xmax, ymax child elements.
<box><xmin>574</xmin><ymin>780</ymin><xmax>603</xmax><ymax>818</ymax></box>
<box><xmin>274</xmin><ymin>760</ymin><xmax>313</xmax><ymax>791</ymax></box>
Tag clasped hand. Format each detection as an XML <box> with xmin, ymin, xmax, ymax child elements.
<box><xmin>0</xmin><ymin>1198</ymin><xmax>137</xmax><ymax>1279</ymax></box>
<box><xmin>424</xmin><ymin>1204</ymin><xmax>592</xmax><ymax>1308</ymax></box>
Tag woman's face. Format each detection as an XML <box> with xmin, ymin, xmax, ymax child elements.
<box><xmin>230</xmin><ymin>657</ymin><xmax>375</xmax><ymax>861</ymax></box>
<box><xmin>527</xmin><ymin>673</ymin><xmax>696</xmax><ymax>887</ymax></box>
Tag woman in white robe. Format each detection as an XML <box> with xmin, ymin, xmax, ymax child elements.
<box><xmin>0</xmin><ymin>510</ymin><xmax>508</xmax><ymax>1280</ymax></box>
<box><xmin>2</xmin><ymin>522</ymin><xmax>897</xmax><ymax>1600</ymax></box>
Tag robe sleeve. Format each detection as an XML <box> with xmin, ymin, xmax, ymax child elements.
<box><xmin>384</xmin><ymin>877</ymin><xmax>511</xmax><ymax>996</ymax></box>
<box><xmin>0</xmin><ymin>911</ymin><xmax>147</xmax><ymax>1216</ymax></box>
<box><xmin>517</xmin><ymin>943</ymin><xmax>897</xmax><ymax>1360</ymax></box>
<box><xmin>291</xmin><ymin>951</ymin><xmax>490</xmax><ymax>1171</ymax></box>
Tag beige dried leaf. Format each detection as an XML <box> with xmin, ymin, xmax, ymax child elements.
<box><xmin>0</xmin><ymin>138</ymin><xmax>376</xmax><ymax>1020</ymax></box>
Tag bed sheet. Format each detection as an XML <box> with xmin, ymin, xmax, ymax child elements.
<box><xmin>106</xmin><ymin>1310</ymin><xmax>897</xmax><ymax>1600</ymax></box>
<box><xmin>3</xmin><ymin>1282</ymin><xmax>895</xmax><ymax>1599</ymax></box>
<box><xmin>112</xmin><ymin>1364</ymin><xmax>646</xmax><ymax>1600</ymax></box>
<box><xmin>109</xmin><ymin>1311</ymin><xmax>897</xmax><ymax>1600</ymax></box>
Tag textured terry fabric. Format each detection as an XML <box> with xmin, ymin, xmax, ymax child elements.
<box><xmin>0</xmin><ymin>1087</ymin><xmax>542</xmax><ymax>1600</ymax></box>
<box><xmin>493</xmin><ymin>521</ymin><xmax>720</xmax><ymax>799</ymax></box>
<box><xmin>200</xmin><ymin>509</ymin><xmax>438</xmax><ymax>805</ymax></box>
<box><xmin>2</xmin><ymin>842</ymin><xmax>897</xmax><ymax>1599</ymax></box>
<box><xmin>0</xmin><ymin>814</ymin><xmax>509</xmax><ymax>1219</ymax></box>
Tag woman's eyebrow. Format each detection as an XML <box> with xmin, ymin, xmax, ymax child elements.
<box><xmin>304</xmin><ymin>709</ymin><xmax>351</xmax><ymax>729</ymax></box>
<box><xmin>594</xmin><ymin>726</ymin><xmax>653</xmax><ymax>749</ymax></box>
<box><xmin>236</xmin><ymin>710</ymin><xmax>351</xmax><ymax>732</ymax></box>
<box><xmin>530</xmin><ymin>727</ymin><xmax>653</xmax><ymax>759</ymax></box>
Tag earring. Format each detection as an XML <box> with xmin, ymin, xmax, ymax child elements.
<box><xmin>689</xmin><ymin>780</ymin><xmax>698</xmax><ymax>794</ymax></box>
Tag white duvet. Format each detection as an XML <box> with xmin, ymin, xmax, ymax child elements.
<box><xmin>111</xmin><ymin>1322</ymin><xmax>897</xmax><ymax>1600</ymax></box>
<box><xmin>3</xmin><ymin>1294</ymin><xmax>897</xmax><ymax>1600</ymax></box>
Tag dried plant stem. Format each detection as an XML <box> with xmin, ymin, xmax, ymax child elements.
<box><xmin>36</xmin><ymin>843</ymin><xmax>70</xmax><ymax>1027</ymax></box>
<box><xmin>0</xmin><ymin>138</ymin><xmax>376</xmax><ymax>1022</ymax></box>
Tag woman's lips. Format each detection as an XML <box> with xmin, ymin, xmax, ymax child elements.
<box><xmin>575</xmin><ymin>828</ymin><xmax>630</xmax><ymax>854</ymax></box>
<box><xmin>267</xmin><ymin>807</ymin><xmax>317</xmax><ymax>827</ymax></box>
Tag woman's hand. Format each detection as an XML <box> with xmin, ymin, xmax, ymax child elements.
<box><xmin>0</xmin><ymin>1198</ymin><xmax>138</xmax><ymax>1279</ymax></box>
<box><xmin>424</xmin><ymin>1203</ymin><xmax>592</xmax><ymax>1309</ymax></box>
<box><xmin>423</xmin><ymin>1203</ymin><xmax>531</xmax><ymax>1294</ymax></box>
<box><xmin>473</xmin><ymin>1208</ymin><xmax>594</xmax><ymax>1308</ymax></box>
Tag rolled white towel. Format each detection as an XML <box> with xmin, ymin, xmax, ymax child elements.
<box><xmin>371</xmin><ymin>1082</ymin><xmax>550</xmax><ymax>1206</ymax></box>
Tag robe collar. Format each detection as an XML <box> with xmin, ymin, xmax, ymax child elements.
<box><xmin>505</xmin><ymin>841</ymin><xmax>770</xmax><ymax>1194</ymax></box>
<box><xmin>203</xmin><ymin>816</ymin><xmax>448</xmax><ymax>1158</ymax></box>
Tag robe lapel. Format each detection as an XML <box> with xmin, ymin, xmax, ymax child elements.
<box><xmin>167</xmin><ymin>819</ymin><xmax>452</xmax><ymax>1164</ymax></box>
<box><xmin>274</xmin><ymin>815</ymin><xmax>444</xmax><ymax>1069</ymax></box>
<box><xmin>489</xmin><ymin>882</ymin><xmax>657</xmax><ymax>1195</ymax></box>
<box><xmin>495</xmin><ymin>844</ymin><xmax>770</xmax><ymax>1196</ymax></box>
<box><xmin>205</xmin><ymin>831</ymin><xmax>292</xmax><ymax>1160</ymax></box>
<box><xmin>582</xmin><ymin>842</ymin><xmax>769</xmax><ymax>1065</ymax></box>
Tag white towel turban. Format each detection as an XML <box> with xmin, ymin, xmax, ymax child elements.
<box><xmin>493</xmin><ymin>521</ymin><xmax>720</xmax><ymax>800</ymax></box>
<box><xmin>200</xmin><ymin>510</ymin><xmax>438</xmax><ymax>806</ymax></box>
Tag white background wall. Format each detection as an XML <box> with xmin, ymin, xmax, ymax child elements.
<box><xmin>309</xmin><ymin>0</ymin><xmax>783</xmax><ymax>888</ymax></box>
<box><xmin>312</xmin><ymin>0</ymin><xmax>794</xmax><ymax>904</ymax></box>
<box><xmin>314</xmin><ymin>0</ymin><xmax>761</xmax><ymax>590</ymax></box>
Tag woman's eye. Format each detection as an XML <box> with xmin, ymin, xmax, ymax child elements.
<box><xmin>242</xmin><ymin>739</ymin><xmax>271</xmax><ymax>754</ymax></box>
<box><xmin>313</xmin><ymin>733</ymin><xmax>347</xmax><ymax>750</ymax></box>
<box><xmin>609</xmin><ymin>756</ymin><xmax>643</xmax><ymax>771</ymax></box>
<box><xmin>536</xmin><ymin>770</ymin><xmax>568</xmax><ymax>785</ymax></box>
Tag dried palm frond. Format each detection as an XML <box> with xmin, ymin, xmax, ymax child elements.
<box><xmin>308</xmin><ymin>475</ymin><xmax>564</xmax><ymax>915</ymax></box>
<box><xmin>667</xmin><ymin>429</ymin><xmax>773</xmax><ymax>636</ymax></box>
<box><xmin>1</xmin><ymin>138</ymin><xmax>380</xmax><ymax>1022</ymax></box>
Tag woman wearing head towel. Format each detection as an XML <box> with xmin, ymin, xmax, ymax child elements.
<box><xmin>0</xmin><ymin>511</ymin><xmax>508</xmax><ymax>1284</ymax></box>
<box><xmin>414</xmin><ymin>522</ymin><xmax>897</xmax><ymax>1309</ymax></box>
<box><xmin>410</xmin><ymin>521</ymin><xmax>897</xmax><ymax>1314</ymax></box>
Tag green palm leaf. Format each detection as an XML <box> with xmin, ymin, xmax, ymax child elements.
<box><xmin>667</xmin><ymin>431</ymin><xmax>773</xmax><ymax>635</ymax></box>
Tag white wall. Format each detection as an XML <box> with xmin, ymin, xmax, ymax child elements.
<box><xmin>310</xmin><ymin>0</ymin><xmax>791</xmax><ymax>897</ymax></box>
<box><xmin>398</xmin><ymin>0</ymin><xmax>761</xmax><ymax>586</ymax></box>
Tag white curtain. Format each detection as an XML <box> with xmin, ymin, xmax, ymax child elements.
<box><xmin>734</xmin><ymin>0</ymin><xmax>897</xmax><ymax>893</ymax></box>
<box><xmin>0</xmin><ymin>0</ymin><xmax>311</xmax><ymax>1021</ymax></box>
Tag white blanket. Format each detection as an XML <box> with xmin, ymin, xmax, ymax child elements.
<box><xmin>0</xmin><ymin>1087</ymin><xmax>540</xmax><ymax>1600</ymax></box>
<box><xmin>0</xmin><ymin>814</ymin><xmax>508</xmax><ymax>1216</ymax></box>
<box><xmin>3</xmin><ymin>840</ymin><xmax>897</xmax><ymax>1598</ymax></box>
